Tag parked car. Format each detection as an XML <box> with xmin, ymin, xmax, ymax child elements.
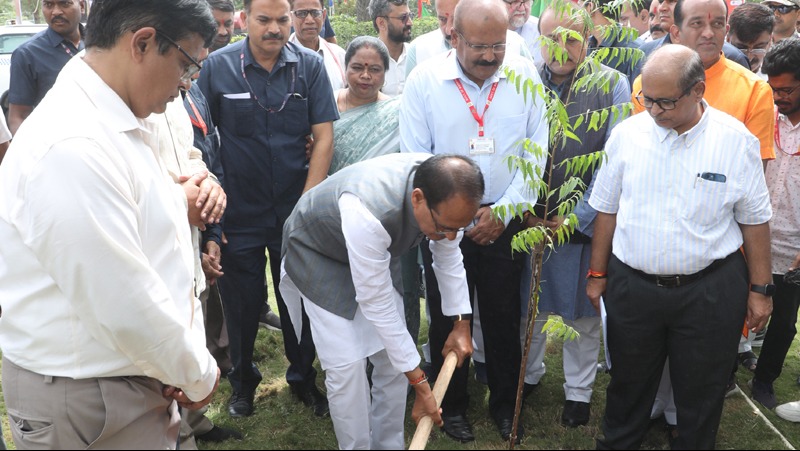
<box><xmin>0</xmin><ymin>24</ymin><xmax>47</xmax><ymax>119</ymax></box>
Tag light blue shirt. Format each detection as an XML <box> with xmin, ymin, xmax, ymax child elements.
<box><xmin>399</xmin><ymin>51</ymin><xmax>548</xmax><ymax>223</ymax></box>
<box><xmin>590</xmin><ymin>102</ymin><xmax>772</xmax><ymax>275</ymax></box>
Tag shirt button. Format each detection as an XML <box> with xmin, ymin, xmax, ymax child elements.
<box><xmin>267</xmin><ymin>81</ymin><xmax>271</xmax><ymax>86</ymax></box>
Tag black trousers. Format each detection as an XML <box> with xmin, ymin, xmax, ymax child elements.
<box><xmin>422</xmin><ymin>219</ymin><xmax>524</xmax><ymax>418</ymax></box>
<box><xmin>754</xmin><ymin>273</ymin><xmax>800</xmax><ymax>384</ymax></box>
<box><xmin>597</xmin><ymin>252</ymin><xmax>747</xmax><ymax>450</ymax></box>
<box><xmin>217</xmin><ymin>224</ymin><xmax>317</xmax><ymax>395</ymax></box>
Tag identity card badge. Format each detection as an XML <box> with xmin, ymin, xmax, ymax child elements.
<box><xmin>469</xmin><ymin>137</ymin><xmax>495</xmax><ymax>155</ymax></box>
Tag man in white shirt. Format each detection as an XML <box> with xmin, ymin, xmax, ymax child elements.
<box><xmin>619</xmin><ymin>0</ymin><xmax>652</xmax><ymax>42</ymax></box>
<box><xmin>400</xmin><ymin>0</ymin><xmax>547</xmax><ymax>443</ymax></box>
<box><xmin>763</xmin><ymin>0</ymin><xmax>800</xmax><ymax>42</ymax></box>
<box><xmin>280</xmin><ymin>153</ymin><xmax>478</xmax><ymax>449</ymax></box>
<box><xmin>369</xmin><ymin>0</ymin><xmax>412</xmax><ymax>96</ymax></box>
<box><xmin>504</xmin><ymin>0</ymin><xmax>543</xmax><ymax>66</ymax></box>
<box><xmin>587</xmin><ymin>45</ymin><xmax>773</xmax><ymax>449</ymax></box>
<box><xmin>0</xmin><ymin>1</ymin><xmax>221</xmax><ymax>448</ymax></box>
<box><xmin>289</xmin><ymin>0</ymin><xmax>347</xmax><ymax>90</ymax></box>
<box><xmin>404</xmin><ymin>0</ymin><xmax>533</xmax><ymax>77</ymax></box>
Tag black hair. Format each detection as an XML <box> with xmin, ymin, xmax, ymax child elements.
<box><xmin>762</xmin><ymin>38</ymin><xmax>800</xmax><ymax>81</ymax></box>
<box><xmin>729</xmin><ymin>3</ymin><xmax>775</xmax><ymax>43</ymax></box>
<box><xmin>207</xmin><ymin>0</ymin><xmax>235</xmax><ymax>13</ymax></box>
<box><xmin>85</xmin><ymin>0</ymin><xmax>217</xmax><ymax>52</ymax></box>
<box><xmin>345</xmin><ymin>36</ymin><xmax>391</xmax><ymax>70</ymax></box>
<box><xmin>414</xmin><ymin>155</ymin><xmax>484</xmax><ymax>209</ymax></box>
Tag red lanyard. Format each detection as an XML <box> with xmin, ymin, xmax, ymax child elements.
<box><xmin>775</xmin><ymin>108</ymin><xmax>800</xmax><ymax>156</ymax></box>
<box><xmin>186</xmin><ymin>92</ymin><xmax>207</xmax><ymax>137</ymax></box>
<box><xmin>454</xmin><ymin>79</ymin><xmax>499</xmax><ymax>137</ymax></box>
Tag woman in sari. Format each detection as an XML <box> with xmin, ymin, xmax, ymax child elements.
<box><xmin>329</xmin><ymin>36</ymin><xmax>401</xmax><ymax>174</ymax></box>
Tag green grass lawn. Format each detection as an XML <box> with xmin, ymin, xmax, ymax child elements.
<box><xmin>3</xmin><ymin>296</ymin><xmax>800</xmax><ymax>449</ymax></box>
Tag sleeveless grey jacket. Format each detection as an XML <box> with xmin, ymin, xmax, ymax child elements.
<box><xmin>281</xmin><ymin>153</ymin><xmax>429</xmax><ymax>319</ymax></box>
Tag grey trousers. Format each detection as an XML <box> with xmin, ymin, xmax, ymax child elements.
<box><xmin>2</xmin><ymin>357</ymin><xmax>180</xmax><ymax>449</ymax></box>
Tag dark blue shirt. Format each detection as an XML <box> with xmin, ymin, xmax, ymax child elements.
<box><xmin>184</xmin><ymin>83</ymin><xmax>223</xmax><ymax>246</ymax></box>
<box><xmin>197</xmin><ymin>38</ymin><xmax>338</xmax><ymax>228</ymax></box>
<box><xmin>9</xmin><ymin>27</ymin><xmax>83</xmax><ymax>107</ymax></box>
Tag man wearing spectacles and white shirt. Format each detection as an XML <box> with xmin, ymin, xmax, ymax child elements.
<box><xmin>504</xmin><ymin>0</ymin><xmax>544</xmax><ymax>67</ymax></box>
<box><xmin>369</xmin><ymin>0</ymin><xmax>413</xmax><ymax>97</ymax></box>
<box><xmin>197</xmin><ymin>0</ymin><xmax>338</xmax><ymax>420</ymax></box>
<box><xmin>288</xmin><ymin>0</ymin><xmax>347</xmax><ymax>90</ymax></box>
<box><xmin>400</xmin><ymin>0</ymin><xmax>547</xmax><ymax>443</ymax></box>
<box><xmin>404</xmin><ymin>0</ymin><xmax>533</xmax><ymax>78</ymax></box>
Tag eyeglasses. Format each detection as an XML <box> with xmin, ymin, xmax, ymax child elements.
<box><xmin>382</xmin><ymin>13</ymin><xmax>413</xmax><ymax>23</ymax></box>
<box><xmin>733</xmin><ymin>46</ymin><xmax>768</xmax><ymax>57</ymax></box>
<box><xmin>767</xmin><ymin>4</ymin><xmax>799</xmax><ymax>14</ymax></box>
<box><xmin>635</xmin><ymin>86</ymin><xmax>693</xmax><ymax>110</ymax></box>
<box><xmin>503</xmin><ymin>0</ymin><xmax>531</xmax><ymax>7</ymax></box>
<box><xmin>292</xmin><ymin>9</ymin><xmax>324</xmax><ymax>19</ymax></box>
<box><xmin>428</xmin><ymin>205</ymin><xmax>468</xmax><ymax>236</ymax></box>
<box><xmin>454</xmin><ymin>29</ymin><xmax>507</xmax><ymax>54</ymax></box>
<box><xmin>158</xmin><ymin>31</ymin><xmax>202</xmax><ymax>83</ymax></box>
<box><xmin>769</xmin><ymin>83</ymin><xmax>800</xmax><ymax>98</ymax></box>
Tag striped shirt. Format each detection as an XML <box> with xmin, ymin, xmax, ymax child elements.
<box><xmin>590</xmin><ymin>102</ymin><xmax>772</xmax><ymax>275</ymax></box>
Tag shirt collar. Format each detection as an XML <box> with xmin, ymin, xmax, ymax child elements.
<box><xmin>652</xmin><ymin>99</ymin><xmax>711</xmax><ymax>146</ymax></box>
<box><xmin>439</xmin><ymin>50</ymin><xmax>506</xmax><ymax>87</ymax></box>
<box><xmin>541</xmin><ymin>63</ymin><xmax>574</xmax><ymax>92</ymax></box>
<box><xmin>778</xmin><ymin>109</ymin><xmax>800</xmax><ymax>131</ymax></box>
<box><xmin>69</xmin><ymin>53</ymin><xmax>142</xmax><ymax>134</ymax></box>
<box><xmin>44</xmin><ymin>26</ymin><xmax>81</xmax><ymax>49</ymax></box>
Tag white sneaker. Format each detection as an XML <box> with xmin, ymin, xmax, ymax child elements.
<box><xmin>776</xmin><ymin>401</ymin><xmax>800</xmax><ymax>422</ymax></box>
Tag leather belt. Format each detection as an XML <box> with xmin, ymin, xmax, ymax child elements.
<box><xmin>631</xmin><ymin>255</ymin><xmax>731</xmax><ymax>288</ymax></box>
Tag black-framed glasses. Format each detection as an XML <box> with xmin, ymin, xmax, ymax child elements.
<box><xmin>292</xmin><ymin>9</ymin><xmax>324</xmax><ymax>19</ymax></box>
<box><xmin>769</xmin><ymin>83</ymin><xmax>800</xmax><ymax>98</ymax></box>
<box><xmin>157</xmin><ymin>31</ymin><xmax>202</xmax><ymax>83</ymax></box>
<box><xmin>766</xmin><ymin>4</ymin><xmax>799</xmax><ymax>14</ymax></box>
<box><xmin>454</xmin><ymin>29</ymin><xmax>507</xmax><ymax>54</ymax></box>
<box><xmin>382</xmin><ymin>13</ymin><xmax>413</xmax><ymax>23</ymax></box>
<box><xmin>428</xmin><ymin>206</ymin><xmax>468</xmax><ymax>236</ymax></box>
<box><xmin>503</xmin><ymin>0</ymin><xmax>531</xmax><ymax>7</ymax></box>
<box><xmin>635</xmin><ymin>86</ymin><xmax>693</xmax><ymax>110</ymax></box>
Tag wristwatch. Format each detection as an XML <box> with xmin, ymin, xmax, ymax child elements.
<box><xmin>450</xmin><ymin>314</ymin><xmax>473</xmax><ymax>322</ymax></box>
<box><xmin>750</xmin><ymin>283</ymin><xmax>776</xmax><ymax>296</ymax></box>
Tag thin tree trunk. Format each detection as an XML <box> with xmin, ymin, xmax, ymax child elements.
<box><xmin>356</xmin><ymin>0</ymin><xmax>370</xmax><ymax>21</ymax></box>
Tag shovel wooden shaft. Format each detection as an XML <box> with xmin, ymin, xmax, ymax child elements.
<box><xmin>408</xmin><ymin>351</ymin><xmax>459</xmax><ymax>450</ymax></box>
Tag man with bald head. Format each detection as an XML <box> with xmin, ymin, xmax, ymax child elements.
<box><xmin>404</xmin><ymin>0</ymin><xmax>532</xmax><ymax>77</ymax></box>
<box><xmin>588</xmin><ymin>45</ymin><xmax>773</xmax><ymax>449</ymax></box>
<box><xmin>400</xmin><ymin>0</ymin><xmax>547</xmax><ymax>443</ymax></box>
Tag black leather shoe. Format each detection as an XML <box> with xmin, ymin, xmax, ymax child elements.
<box><xmin>523</xmin><ymin>382</ymin><xmax>538</xmax><ymax>400</ymax></box>
<box><xmin>293</xmin><ymin>384</ymin><xmax>330</xmax><ymax>417</ymax></box>
<box><xmin>228</xmin><ymin>390</ymin><xmax>254</xmax><ymax>417</ymax></box>
<box><xmin>561</xmin><ymin>400</ymin><xmax>590</xmax><ymax>427</ymax></box>
<box><xmin>441</xmin><ymin>414</ymin><xmax>475</xmax><ymax>443</ymax></box>
<box><xmin>195</xmin><ymin>425</ymin><xmax>244</xmax><ymax>442</ymax></box>
<box><xmin>495</xmin><ymin>414</ymin><xmax>524</xmax><ymax>444</ymax></box>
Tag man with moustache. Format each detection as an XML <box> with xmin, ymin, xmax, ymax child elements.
<box><xmin>728</xmin><ymin>2</ymin><xmax>775</xmax><ymax>77</ymax></box>
<box><xmin>8</xmin><ymin>0</ymin><xmax>84</xmax><ymax>135</ymax></box>
<box><xmin>632</xmin><ymin>0</ymin><xmax>749</xmax><ymax>80</ymax></box>
<box><xmin>198</xmin><ymin>0</ymin><xmax>338</xmax><ymax>419</ymax></box>
<box><xmin>763</xmin><ymin>0</ymin><xmax>800</xmax><ymax>41</ymax></box>
<box><xmin>589</xmin><ymin>44</ymin><xmax>772</xmax><ymax>449</ymax></box>
<box><xmin>369</xmin><ymin>0</ymin><xmax>413</xmax><ymax>96</ymax></box>
<box><xmin>400</xmin><ymin>0</ymin><xmax>547</xmax><ymax>442</ymax></box>
<box><xmin>289</xmin><ymin>0</ymin><xmax>347</xmax><ymax>90</ymax></box>
<box><xmin>404</xmin><ymin>0</ymin><xmax>531</xmax><ymax>77</ymax></box>
<box><xmin>648</xmin><ymin>0</ymin><xmax>666</xmax><ymax>41</ymax></box>
<box><xmin>209</xmin><ymin>0</ymin><xmax>236</xmax><ymax>52</ymax></box>
<box><xmin>504</xmin><ymin>0</ymin><xmax>543</xmax><ymax>66</ymax></box>
<box><xmin>523</xmin><ymin>3</ymin><xmax>631</xmax><ymax>429</ymax></box>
